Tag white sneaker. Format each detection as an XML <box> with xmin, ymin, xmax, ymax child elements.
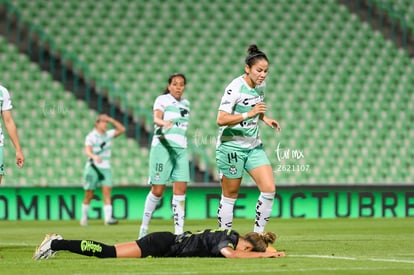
<box><xmin>33</xmin><ymin>233</ymin><xmax>63</xmax><ymax>260</ymax></box>
<box><xmin>105</xmin><ymin>218</ymin><xmax>118</xmax><ymax>225</ymax></box>
<box><xmin>138</xmin><ymin>227</ymin><xmax>148</xmax><ymax>239</ymax></box>
<box><xmin>80</xmin><ymin>218</ymin><xmax>88</xmax><ymax>226</ymax></box>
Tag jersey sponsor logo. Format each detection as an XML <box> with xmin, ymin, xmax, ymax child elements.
<box><xmin>226</xmin><ymin>89</ymin><xmax>232</xmax><ymax>95</ymax></box>
<box><xmin>220</xmin><ymin>100</ymin><xmax>231</xmax><ymax>106</ymax></box>
<box><xmin>174</xmin><ymin>122</ymin><xmax>189</xmax><ymax>128</ymax></box>
<box><xmin>242</xmin><ymin>96</ymin><xmax>263</xmax><ymax>106</ymax></box>
<box><xmin>239</xmin><ymin>121</ymin><xmax>257</xmax><ymax>127</ymax></box>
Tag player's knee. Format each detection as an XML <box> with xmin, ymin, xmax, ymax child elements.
<box><xmin>151</xmin><ymin>185</ymin><xmax>166</xmax><ymax>197</ymax></box>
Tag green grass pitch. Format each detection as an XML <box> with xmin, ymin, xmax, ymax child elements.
<box><xmin>1</xmin><ymin>218</ymin><xmax>414</xmax><ymax>274</ymax></box>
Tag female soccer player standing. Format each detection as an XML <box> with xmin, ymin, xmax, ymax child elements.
<box><xmin>216</xmin><ymin>45</ymin><xmax>281</xmax><ymax>233</ymax></box>
<box><xmin>80</xmin><ymin>114</ymin><xmax>125</xmax><ymax>226</ymax></box>
<box><xmin>138</xmin><ymin>73</ymin><xmax>190</xmax><ymax>239</ymax></box>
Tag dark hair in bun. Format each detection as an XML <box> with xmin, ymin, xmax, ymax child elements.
<box><xmin>245</xmin><ymin>44</ymin><xmax>268</xmax><ymax>67</ymax></box>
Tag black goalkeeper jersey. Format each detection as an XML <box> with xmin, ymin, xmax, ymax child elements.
<box><xmin>167</xmin><ymin>229</ymin><xmax>240</xmax><ymax>257</ymax></box>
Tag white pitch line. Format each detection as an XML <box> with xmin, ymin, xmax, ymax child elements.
<box><xmin>366</xmin><ymin>258</ymin><xmax>414</xmax><ymax>264</ymax></box>
<box><xmin>291</xmin><ymin>254</ymin><xmax>357</xmax><ymax>260</ymax></box>
<box><xmin>290</xmin><ymin>254</ymin><xmax>414</xmax><ymax>264</ymax></box>
<box><xmin>94</xmin><ymin>266</ymin><xmax>414</xmax><ymax>275</ymax></box>
<box><xmin>0</xmin><ymin>242</ymin><xmax>32</xmax><ymax>246</ymax></box>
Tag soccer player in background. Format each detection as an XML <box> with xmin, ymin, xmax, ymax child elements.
<box><xmin>80</xmin><ymin>114</ymin><xmax>125</xmax><ymax>226</ymax></box>
<box><xmin>33</xmin><ymin>228</ymin><xmax>285</xmax><ymax>259</ymax></box>
<box><xmin>216</xmin><ymin>44</ymin><xmax>281</xmax><ymax>233</ymax></box>
<box><xmin>0</xmin><ymin>84</ymin><xmax>24</xmax><ymax>183</ymax></box>
<box><xmin>138</xmin><ymin>73</ymin><xmax>190</xmax><ymax>239</ymax></box>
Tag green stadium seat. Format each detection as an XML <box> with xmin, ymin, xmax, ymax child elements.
<box><xmin>5</xmin><ymin>0</ymin><xmax>413</xmax><ymax>185</ymax></box>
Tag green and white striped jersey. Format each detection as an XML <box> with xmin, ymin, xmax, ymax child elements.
<box><xmin>217</xmin><ymin>75</ymin><xmax>265</xmax><ymax>149</ymax></box>
<box><xmin>0</xmin><ymin>85</ymin><xmax>13</xmax><ymax>147</ymax></box>
<box><xmin>152</xmin><ymin>93</ymin><xmax>190</xmax><ymax>148</ymax></box>
<box><xmin>84</xmin><ymin>129</ymin><xmax>116</xmax><ymax>169</ymax></box>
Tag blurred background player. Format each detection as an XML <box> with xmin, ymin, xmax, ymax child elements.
<box><xmin>0</xmin><ymin>84</ymin><xmax>24</xmax><ymax>183</ymax></box>
<box><xmin>33</xmin><ymin>228</ymin><xmax>285</xmax><ymax>259</ymax></box>
<box><xmin>216</xmin><ymin>44</ymin><xmax>281</xmax><ymax>233</ymax></box>
<box><xmin>80</xmin><ymin>114</ymin><xmax>125</xmax><ymax>226</ymax></box>
<box><xmin>138</xmin><ymin>73</ymin><xmax>190</xmax><ymax>239</ymax></box>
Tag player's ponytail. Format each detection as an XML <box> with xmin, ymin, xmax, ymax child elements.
<box><xmin>243</xmin><ymin>231</ymin><xmax>277</xmax><ymax>252</ymax></box>
<box><xmin>245</xmin><ymin>44</ymin><xmax>268</xmax><ymax>67</ymax></box>
<box><xmin>261</xmin><ymin>232</ymin><xmax>277</xmax><ymax>245</ymax></box>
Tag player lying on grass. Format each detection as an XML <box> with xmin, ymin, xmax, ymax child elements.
<box><xmin>33</xmin><ymin>228</ymin><xmax>286</xmax><ymax>259</ymax></box>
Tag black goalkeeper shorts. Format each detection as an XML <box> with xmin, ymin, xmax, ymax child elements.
<box><xmin>136</xmin><ymin>232</ymin><xmax>176</xmax><ymax>258</ymax></box>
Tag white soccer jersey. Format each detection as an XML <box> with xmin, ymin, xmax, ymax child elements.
<box><xmin>217</xmin><ymin>75</ymin><xmax>266</xmax><ymax>149</ymax></box>
<box><xmin>0</xmin><ymin>85</ymin><xmax>13</xmax><ymax>147</ymax></box>
<box><xmin>152</xmin><ymin>93</ymin><xmax>190</xmax><ymax>148</ymax></box>
<box><xmin>84</xmin><ymin>129</ymin><xmax>116</xmax><ymax>169</ymax></box>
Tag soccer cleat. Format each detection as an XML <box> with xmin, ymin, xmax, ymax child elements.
<box><xmin>105</xmin><ymin>218</ymin><xmax>118</xmax><ymax>225</ymax></box>
<box><xmin>80</xmin><ymin>218</ymin><xmax>88</xmax><ymax>227</ymax></box>
<box><xmin>138</xmin><ymin>227</ymin><xmax>148</xmax><ymax>239</ymax></box>
<box><xmin>33</xmin><ymin>233</ymin><xmax>63</xmax><ymax>260</ymax></box>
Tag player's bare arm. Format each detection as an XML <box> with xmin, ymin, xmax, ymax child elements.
<box><xmin>105</xmin><ymin>115</ymin><xmax>125</xmax><ymax>137</ymax></box>
<box><xmin>217</xmin><ymin>103</ymin><xmax>267</xmax><ymax>126</ymax></box>
<box><xmin>85</xmin><ymin>145</ymin><xmax>102</xmax><ymax>163</ymax></box>
<box><xmin>220</xmin><ymin>247</ymin><xmax>286</xmax><ymax>258</ymax></box>
<box><xmin>260</xmin><ymin>114</ymin><xmax>281</xmax><ymax>131</ymax></box>
<box><xmin>2</xmin><ymin>109</ymin><xmax>24</xmax><ymax>168</ymax></box>
<box><xmin>154</xmin><ymin>110</ymin><xmax>173</xmax><ymax>129</ymax></box>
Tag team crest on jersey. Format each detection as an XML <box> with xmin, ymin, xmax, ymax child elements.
<box><xmin>229</xmin><ymin>165</ymin><xmax>237</xmax><ymax>175</ymax></box>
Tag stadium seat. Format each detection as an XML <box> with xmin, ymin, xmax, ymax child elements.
<box><xmin>0</xmin><ymin>36</ymin><xmax>151</xmax><ymax>186</ymax></box>
<box><xmin>4</xmin><ymin>0</ymin><xmax>413</xmax><ymax>185</ymax></box>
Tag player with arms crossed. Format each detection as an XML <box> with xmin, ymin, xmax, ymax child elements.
<box><xmin>216</xmin><ymin>45</ymin><xmax>281</xmax><ymax>233</ymax></box>
<box><xmin>33</xmin><ymin>228</ymin><xmax>285</xmax><ymax>259</ymax></box>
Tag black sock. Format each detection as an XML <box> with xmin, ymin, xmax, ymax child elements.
<box><xmin>51</xmin><ymin>239</ymin><xmax>116</xmax><ymax>258</ymax></box>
